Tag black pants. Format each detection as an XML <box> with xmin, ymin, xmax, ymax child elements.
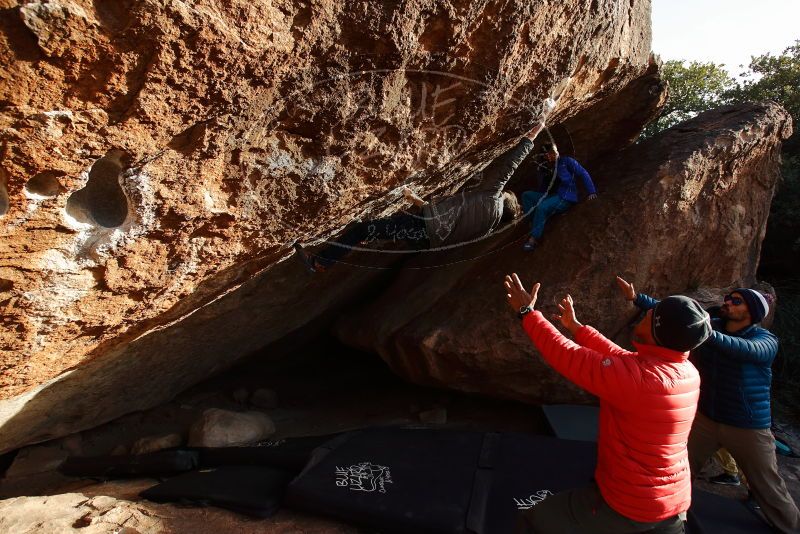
<box><xmin>317</xmin><ymin>211</ymin><xmax>429</xmax><ymax>266</ymax></box>
<box><xmin>515</xmin><ymin>483</ymin><xmax>684</xmax><ymax>534</ymax></box>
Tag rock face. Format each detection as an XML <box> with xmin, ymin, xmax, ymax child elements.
<box><xmin>0</xmin><ymin>1</ymin><xmax>659</xmax><ymax>452</ymax></box>
<box><xmin>336</xmin><ymin>102</ymin><xmax>794</xmax><ymax>403</ymax></box>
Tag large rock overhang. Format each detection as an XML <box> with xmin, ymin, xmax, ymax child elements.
<box><xmin>0</xmin><ymin>0</ymin><xmax>659</xmax><ymax>452</ymax></box>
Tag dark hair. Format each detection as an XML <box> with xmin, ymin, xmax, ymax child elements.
<box><xmin>501</xmin><ymin>191</ymin><xmax>521</xmax><ymax>222</ymax></box>
<box><xmin>540</xmin><ymin>142</ymin><xmax>558</xmax><ymax>154</ymax></box>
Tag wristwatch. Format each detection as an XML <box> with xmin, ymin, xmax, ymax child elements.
<box><xmin>518</xmin><ymin>305</ymin><xmax>534</xmax><ymax>319</ymax></box>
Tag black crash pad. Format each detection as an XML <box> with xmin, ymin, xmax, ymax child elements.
<box><xmin>686</xmin><ymin>488</ymin><xmax>775</xmax><ymax>534</ymax></box>
<box><xmin>541</xmin><ymin>404</ymin><xmax>599</xmax><ymax>442</ymax></box>
<box><xmin>140</xmin><ymin>465</ymin><xmax>295</xmax><ymax>518</ymax></box>
<box><xmin>471</xmin><ymin>433</ymin><xmax>597</xmax><ymax>534</ymax></box>
<box><xmin>194</xmin><ymin>433</ymin><xmax>339</xmax><ymax>472</ymax></box>
<box><xmin>62</xmin><ymin>434</ymin><xmax>338</xmax><ymax>480</ymax></box>
<box><xmin>286</xmin><ymin>428</ymin><xmax>486</xmax><ymax>533</ymax></box>
<box><xmin>60</xmin><ymin>449</ymin><xmax>198</xmax><ymax>478</ymax></box>
<box><xmin>285</xmin><ymin>428</ymin><xmax>598</xmax><ymax>534</ymax></box>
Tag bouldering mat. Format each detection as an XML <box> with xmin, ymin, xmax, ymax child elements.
<box><xmin>140</xmin><ymin>464</ymin><xmax>295</xmax><ymax>518</ymax></box>
<box><xmin>285</xmin><ymin>428</ymin><xmax>597</xmax><ymax>534</ymax></box>
<box><xmin>686</xmin><ymin>488</ymin><xmax>775</xmax><ymax>534</ymax></box>
<box><xmin>541</xmin><ymin>404</ymin><xmax>599</xmax><ymax>442</ymax></box>
<box><xmin>60</xmin><ymin>449</ymin><xmax>198</xmax><ymax>478</ymax></box>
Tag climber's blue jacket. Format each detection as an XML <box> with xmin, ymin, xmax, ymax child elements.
<box><xmin>635</xmin><ymin>294</ymin><xmax>778</xmax><ymax>429</ymax></box>
<box><xmin>537</xmin><ymin>157</ymin><xmax>597</xmax><ymax>203</ymax></box>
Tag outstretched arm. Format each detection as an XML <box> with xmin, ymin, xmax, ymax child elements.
<box><xmin>705</xmin><ymin>329</ymin><xmax>779</xmax><ymax>364</ymax></box>
<box><xmin>476</xmin><ymin>121</ymin><xmax>546</xmax><ymax>194</ymax></box>
<box><xmin>523</xmin><ymin>311</ymin><xmax>643</xmax><ymax>406</ymax></box>
<box><xmin>616</xmin><ymin>276</ymin><xmax>659</xmax><ymax>310</ymax></box>
<box><xmin>574</xmin><ymin>326</ymin><xmax>635</xmax><ymax>359</ymax></box>
<box><xmin>554</xmin><ymin>294</ymin><xmax>634</xmax><ymax>358</ymax></box>
<box><xmin>634</xmin><ymin>294</ymin><xmax>659</xmax><ymax>310</ymax></box>
<box><xmin>505</xmin><ymin>275</ymin><xmax>643</xmax><ymax>406</ymax></box>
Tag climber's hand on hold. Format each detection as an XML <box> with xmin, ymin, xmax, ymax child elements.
<box><xmin>402</xmin><ymin>186</ymin><xmax>426</xmax><ymax>207</ymax></box>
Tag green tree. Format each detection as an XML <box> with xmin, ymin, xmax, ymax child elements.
<box><xmin>728</xmin><ymin>41</ymin><xmax>800</xmax><ymax>126</ymax></box>
<box><xmin>736</xmin><ymin>42</ymin><xmax>800</xmax><ymax>279</ymax></box>
<box><xmin>641</xmin><ymin>60</ymin><xmax>736</xmax><ymax>138</ymax></box>
<box><xmin>725</xmin><ymin>42</ymin><xmax>800</xmax><ymax>402</ymax></box>
<box><xmin>642</xmin><ymin>44</ymin><xmax>800</xmax><ymax>401</ymax></box>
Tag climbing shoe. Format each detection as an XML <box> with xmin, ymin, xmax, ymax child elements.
<box><xmin>709</xmin><ymin>472</ymin><xmax>741</xmax><ymax>486</ymax></box>
<box><xmin>744</xmin><ymin>491</ymin><xmax>762</xmax><ymax>512</ymax></box>
<box><xmin>293</xmin><ymin>242</ymin><xmax>324</xmax><ymax>273</ymax></box>
<box><xmin>522</xmin><ymin>238</ymin><xmax>537</xmax><ymax>252</ymax></box>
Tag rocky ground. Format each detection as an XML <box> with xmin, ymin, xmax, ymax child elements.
<box><xmin>1</xmin><ymin>340</ymin><xmax>800</xmax><ymax>533</ymax></box>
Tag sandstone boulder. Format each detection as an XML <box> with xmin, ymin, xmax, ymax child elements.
<box><xmin>0</xmin><ymin>0</ymin><xmax>662</xmax><ymax>452</ymax></box>
<box><xmin>130</xmin><ymin>433</ymin><xmax>182</xmax><ymax>455</ymax></box>
<box><xmin>335</xmin><ymin>102</ymin><xmax>794</xmax><ymax>403</ymax></box>
<box><xmin>4</xmin><ymin>443</ymin><xmax>67</xmax><ymax>479</ymax></box>
<box><xmin>187</xmin><ymin>408</ymin><xmax>275</xmax><ymax>447</ymax></box>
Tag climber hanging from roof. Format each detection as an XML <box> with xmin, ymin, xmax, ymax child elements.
<box><xmin>294</xmin><ymin>100</ymin><xmax>556</xmax><ymax>273</ymax></box>
<box><xmin>519</xmin><ymin>142</ymin><xmax>598</xmax><ymax>252</ymax></box>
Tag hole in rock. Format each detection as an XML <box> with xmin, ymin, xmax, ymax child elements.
<box><xmin>65</xmin><ymin>151</ymin><xmax>129</xmax><ymax>227</ymax></box>
<box><xmin>168</xmin><ymin>120</ymin><xmax>209</xmax><ymax>154</ymax></box>
<box><xmin>0</xmin><ymin>173</ymin><xmax>8</xmax><ymax>217</ymax></box>
<box><xmin>0</xmin><ymin>449</ymin><xmax>18</xmax><ymax>478</ymax></box>
<box><xmin>92</xmin><ymin>0</ymin><xmax>137</xmax><ymax>33</ymax></box>
<box><xmin>25</xmin><ymin>171</ymin><xmax>64</xmax><ymax>197</ymax></box>
<box><xmin>72</xmin><ymin>514</ymin><xmax>92</xmax><ymax>528</ymax></box>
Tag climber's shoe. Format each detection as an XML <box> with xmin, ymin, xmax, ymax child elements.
<box><xmin>293</xmin><ymin>242</ymin><xmax>325</xmax><ymax>273</ymax></box>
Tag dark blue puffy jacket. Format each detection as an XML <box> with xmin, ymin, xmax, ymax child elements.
<box><xmin>635</xmin><ymin>294</ymin><xmax>778</xmax><ymax>429</ymax></box>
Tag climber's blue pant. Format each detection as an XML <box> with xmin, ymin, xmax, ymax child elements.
<box><xmin>521</xmin><ymin>191</ymin><xmax>575</xmax><ymax>239</ymax></box>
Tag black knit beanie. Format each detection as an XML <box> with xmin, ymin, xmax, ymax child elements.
<box><xmin>733</xmin><ymin>288</ymin><xmax>770</xmax><ymax>324</ymax></box>
<box><xmin>652</xmin><ymin>296</ymin><xmax>712</xmax><ymax>352</ymax></box>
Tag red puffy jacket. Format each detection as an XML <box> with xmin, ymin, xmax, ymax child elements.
<box><xmin>522</xmin><ymin>311</ymin><xmax>700</xmax><ymax>522</ymax></box>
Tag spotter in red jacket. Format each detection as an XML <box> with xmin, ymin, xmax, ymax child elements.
<box><xmin>522</xmin><ymin>310</ymin><xmax>700</xmax><ymax>523</ymax></box>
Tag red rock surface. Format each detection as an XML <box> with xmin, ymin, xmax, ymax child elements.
<box><xmin>0</xmin><ymin>0</ymin><xmax>659</xmax><ymax>452</ymax></box>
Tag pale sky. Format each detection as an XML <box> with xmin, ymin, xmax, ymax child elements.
<box><xmin>652</xmin><ymin>0</ymin><xmax>800</xmax><ymax>75</ymax></box>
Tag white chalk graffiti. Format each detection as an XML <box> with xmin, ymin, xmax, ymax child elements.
<box><xmin>335</xmin><ymin>462</ymin><xmax>394</xmax><ymax>493</ymax></box>
<box><xmin>514</xmin><ymin>490</ymin><xmax>554</xmax><ymax>510</ymax></box>
<box><xmin>259</xmin><ymin>439</ymin><xmax>287</xmax><ymax>447</ymax></box>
